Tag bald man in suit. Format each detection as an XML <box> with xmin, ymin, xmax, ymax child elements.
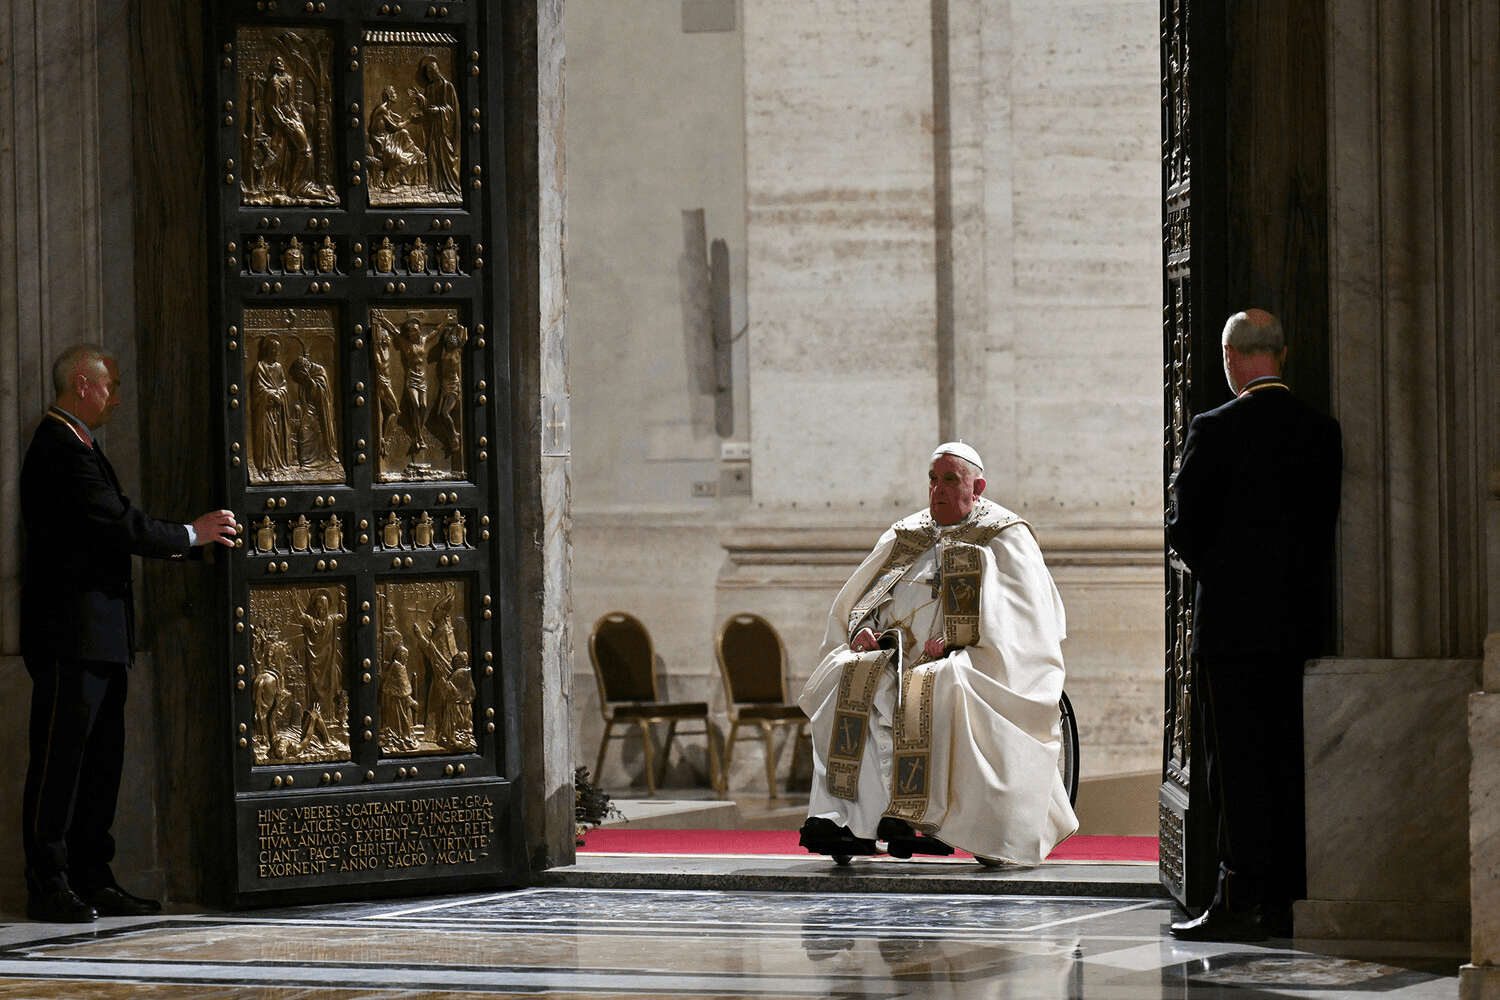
<box><xmin>1167</xmin><ymin>310</ymin><xmax>1342</xmax><ymax>941</ymax></box>
<box><xmin>19</xmin><ymin>344</ymin><xmax>236</xmax><ymax>922</ymax></box>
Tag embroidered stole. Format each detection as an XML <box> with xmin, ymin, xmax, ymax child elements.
<box><xmin>825</xmin><ymin>500</ymin><xmax>1027</xmax><ymax>818</ymax></box>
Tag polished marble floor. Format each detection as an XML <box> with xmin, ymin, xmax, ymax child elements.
<box><xmin>0</xmin><ymin>888</ymin><xmax>1462</xmax><ymax>998</ymax></box>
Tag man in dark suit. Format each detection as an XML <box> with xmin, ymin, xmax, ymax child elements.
<box><xmin>1166</xmin><ymin>310</ymin><xmax>1342</xmax><ymax>942</ymax></box>
<box><xmin>20</xmin><ymin>344</ymin><xmax>236</xmax><ymax>922</ymax></box>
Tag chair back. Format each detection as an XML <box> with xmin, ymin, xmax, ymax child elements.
<box><xmin>717</xmin><ymin>613</ymin><xmax>787</xmax><ymax>705</ymax></box>
<box><xmin>590</xmin><ymin>612</ymin><xmax>658</xmax><ymax>704</ymax></box>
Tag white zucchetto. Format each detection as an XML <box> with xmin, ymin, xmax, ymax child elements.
<box><xmin>931</xmin><ymin>441</ymin><xmax>984</xmax><ymax>473</ymax></box>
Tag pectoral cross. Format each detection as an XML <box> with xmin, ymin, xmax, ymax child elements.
<box><xmin>923</xmin><ymin>563</ymin><xmax>942</xmax><ymax>600</ymax></box>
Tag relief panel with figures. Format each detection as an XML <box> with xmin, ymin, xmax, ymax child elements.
<box><xmin>235</xmin><ymin>26</ymin><xmax>340</xmax><ymax>207</ymax></box>
<box><xmin>362</xmin><ymin>31</ymin><xmax>462</xmax><ymax>207</ymax></box>
<box><xmin>250</xmin><ymin>583</ymin><xmax>350</xmax><ymax>766</ymax></box>
<box><xmin>375</xmin><ymin>580</ymin><xmax>476</xmax><ymax>757</ymax></box>
<box><xmin>244</xmin><ymin>308</ymin><xmax>344</xmax><ymax>485</ymax></box>
<box><xmin>369</xmin><ymin>306</ymin><xmax>468</xmax><ymax>481</ymax></box>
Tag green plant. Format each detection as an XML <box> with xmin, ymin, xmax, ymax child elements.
<box><xmin>574</xmin><ymin>766</ymin><xmax>622</xmax><ymax>844</ymax></box>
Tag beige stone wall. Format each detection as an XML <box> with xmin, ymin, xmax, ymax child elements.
<box><xmin>566</xmin><ymin>1</ymin><xmax>749</xmax><ymax>508</ymax></box>
<box><xmin>949</xmin><ymin>0</ymin><xmax>1163</xmax><ymax>523</ymax></box>
<box><xmin>568</xmin><ymin>0</ymin><xmax>1164</xmax><ymax>794</ymax></box>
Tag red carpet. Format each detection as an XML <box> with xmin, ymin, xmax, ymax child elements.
<box><xmin>579</xmin><ymin>828</ymin><xmax>1158</xmax><ymax>863</ymax></box>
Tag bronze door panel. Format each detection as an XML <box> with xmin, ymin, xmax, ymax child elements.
<box><xmin>250</xmin><ymin>583</ymin><xmax>352</xmax><ymax>766</ymax></box>
<box><xmin>235</xmin><ymin>26</ymin><xmax>341</xmax><ymax>207</ymax></box>
<box><xmin>1159</xmin><ymin>0</ymin><xmax>1223</xmax><ymax>911</ymax></box>
<box><xmin>244</xmin><ymin>307</ymin><xmax>345</xmax><ymax>485</ymax></box>
<box><xmin>369</xmin><ymin>306</ymin><xmax>469</xmax><ymax>481</ymax></box>
<box><xmin>362</xmin><ymin>31</ymin><xmax>464</xmax><ymax>207</ymax></box>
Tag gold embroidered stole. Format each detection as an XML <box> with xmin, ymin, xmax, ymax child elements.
<box><xmin>886</xmin><ymin>661</ymin><xmax>935</xmax><ymax>820</ymax></box>
<box><xmin>824</xmin><ymin>648</ymin><xmax>892</xmax><ymax>800</ymax></box>
<box><xmin>825</xmin><ymin>500</ymin><xmax>1027</xmax><ymax>806</ymax></box>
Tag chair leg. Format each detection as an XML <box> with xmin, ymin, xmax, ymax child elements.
<box><xmin>637</xmin><ymin>720</ymin><xmax>656</xmax><ymax>797</ymax></box>
<box><xmin>657</xmin><ymin>720</ymin><xmax>678</xmax><ymax>792</ymax></box>
<box><xmin>722</xmin><ymin>721</ymin><xmax>741</xmax><ymax>797</ymax></box>
<box><xmin>595</xmin><ymin>720</ymin><xmax>613</xmax><ymax>788</ymax></box>
<box><xmin>794</xmin><ymin>721</ymin><xmax>808</xmax><ymax>794</ymax></box>
<box><xmin>703</xmin><ymin>718</ymin><xmax>721</xmax><ymax>798</ymax></box>
<box><xmin>761</xmin><ymin>722</ymin><xmax>778</xmax><ymax>798</ymax></box>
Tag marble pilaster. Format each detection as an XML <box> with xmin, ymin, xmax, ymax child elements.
<box><xmin>0</xmin><ymin>0</ymin><xmax>153</xmax><ymax>907</ymax></box>
<box><xmin>522</xmin><ymin>0</ymin><xmax>576</xmax><ymax>870</ymax></box>
<box><xmin>0</xmin><ymin>0</ymin><xmax>128</xmax><ymax>655</ymax></box>
<box><xmin>1469</xmin><ymin>693</ymin><xmax>1500</xmax><ymax>961</ymax></box>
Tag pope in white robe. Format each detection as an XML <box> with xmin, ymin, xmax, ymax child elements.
<box><xmin>798</xmin><ymin>443</ymin><xmax>1078</xmax><ymax>864</ymax></box>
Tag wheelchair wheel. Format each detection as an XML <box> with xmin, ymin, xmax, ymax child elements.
<box><xmin>1058</xmin><ymin>690</ymin><xmax>1080</xmax><ymax>807</ymax></box>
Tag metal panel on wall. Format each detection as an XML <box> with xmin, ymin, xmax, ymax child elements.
<box><xmin>207</xmin><ymin>0</ymin><xmax>524</xmax><ymax>904</ymax></box>
<box><xmin>1159</xmin><ymin>0</ymin><xmax>1227</xmax><ymax>912</ymax></box>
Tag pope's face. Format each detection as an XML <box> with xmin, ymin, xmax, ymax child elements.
<box><xmin>928</xmin><ymin>454</ymin><xmax>984</xmax><ymax>525</ymax></box>
<box><xmin>74</xmin><ymin>356</ymin><xmax>122</xmax><ymax>430</ymax></box>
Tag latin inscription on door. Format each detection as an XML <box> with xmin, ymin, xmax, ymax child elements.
<box><xmin>256</xmin><ymin>794</ymin><xmax>496</xmax><ymax>877</ymax></box>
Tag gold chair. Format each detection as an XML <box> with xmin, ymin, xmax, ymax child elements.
<box><xmin>588</xmin><ymin>611</ymin><xmax>719</xmax><ymax>796</ymax></box>
<box><xmin>716</xmin><ymin>613</ymin><xmax>808</xmax><ymax>797</ymax></box>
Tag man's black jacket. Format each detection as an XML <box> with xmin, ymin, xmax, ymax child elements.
<box><xmin>1166</xmin><ymin>382</ymin><xmax>1342</xmax><ymax>661</ymax></box>
<box><xmin>20</xmin><ymin>412</ymin><xmax>191</xmax><ymax>664</ymax></box>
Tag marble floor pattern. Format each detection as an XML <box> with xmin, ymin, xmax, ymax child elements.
<box><xmin>0</xmin><ymin>888</ymin><xmax>1462</xmax><ymax>999</ymax></box>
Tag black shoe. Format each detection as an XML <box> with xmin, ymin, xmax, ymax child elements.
<box><xmin>82</xmin><ymin>885</ymin><xmax>162</xmax><ymax>917</ymax></box>
<box><xmin>1170</xmin><ymin>904</ymin><xmax>1267</xmax><ymax>942</ymax></box>
<box><xmin>27</xmin><ymin>884</ymin><xmax>97</xmax><ymax>924</ymax></box>
<box><xmin>798</xmin><ymin>817</ymin><xmax>877</xmax><ymax>856</ymax></box>
<box><xmin>877</xmin><ymin>816</ymin><xmax>955</xmax><ymax>859</ymax></box>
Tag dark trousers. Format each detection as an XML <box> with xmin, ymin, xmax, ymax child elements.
<box><xmin>21</xmin><ymin>656</ymin><xmax>127</xmax><ymax>894</ymax></box>
<box><xmin>1192</xmin><ymin>651</ymin><xmax>1307</xmax><ymax>909</ymax></box>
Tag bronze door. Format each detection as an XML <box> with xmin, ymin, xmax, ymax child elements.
<box><xmin>1159</xmin><ymin>0</ymin><xmax>1227</xmax><ymax>911</ymax></box>
<box><xmin>208</xmin><ymin>1</ymin><xmax>522</xmax><ymax>903</ymax></box>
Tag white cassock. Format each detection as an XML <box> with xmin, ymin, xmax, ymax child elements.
<box><xmin>798</xmin><ymin>497</ymin><xmax>1078</xmax><ymax>863</ymax></box>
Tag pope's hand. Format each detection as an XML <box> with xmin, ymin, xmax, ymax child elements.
<box><xmin>924</xmin><ymin>637</ymin><xmax>948</xmax><ymax>659</ymax></box>
<box><xmin>850</xmin><ymin>628</ymin><xmax>880</xmax><ymax>653</ymax></box>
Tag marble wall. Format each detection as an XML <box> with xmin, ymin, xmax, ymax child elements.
<box><xmin>565</xmin><ymin>0</ymin><xmax>749</xmax><ymax>509</ymax></box>
<box><xmin>742</xmin><ymin>0</ymin><xmax>941</xmax><ymax>506</ymax></box>
<box><xmin>0</xmin><ymin>0</ymin><xmax>140</xmax><ymax>654</ymax></box>
<box><xmin>0</xmin><ymin>0</ymin><xmax>158</xmax><ymax>905</ymax></box>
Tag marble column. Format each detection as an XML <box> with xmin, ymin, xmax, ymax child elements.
<box><xmin>1316</xmin><ymin>0</ymin><xmax>1498</xmax><ymax>975</ymax></box>
<box><xmin>527</xmin><ymin>0</ymin><xmax>577</xmax><ymax>871</ymax></box>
